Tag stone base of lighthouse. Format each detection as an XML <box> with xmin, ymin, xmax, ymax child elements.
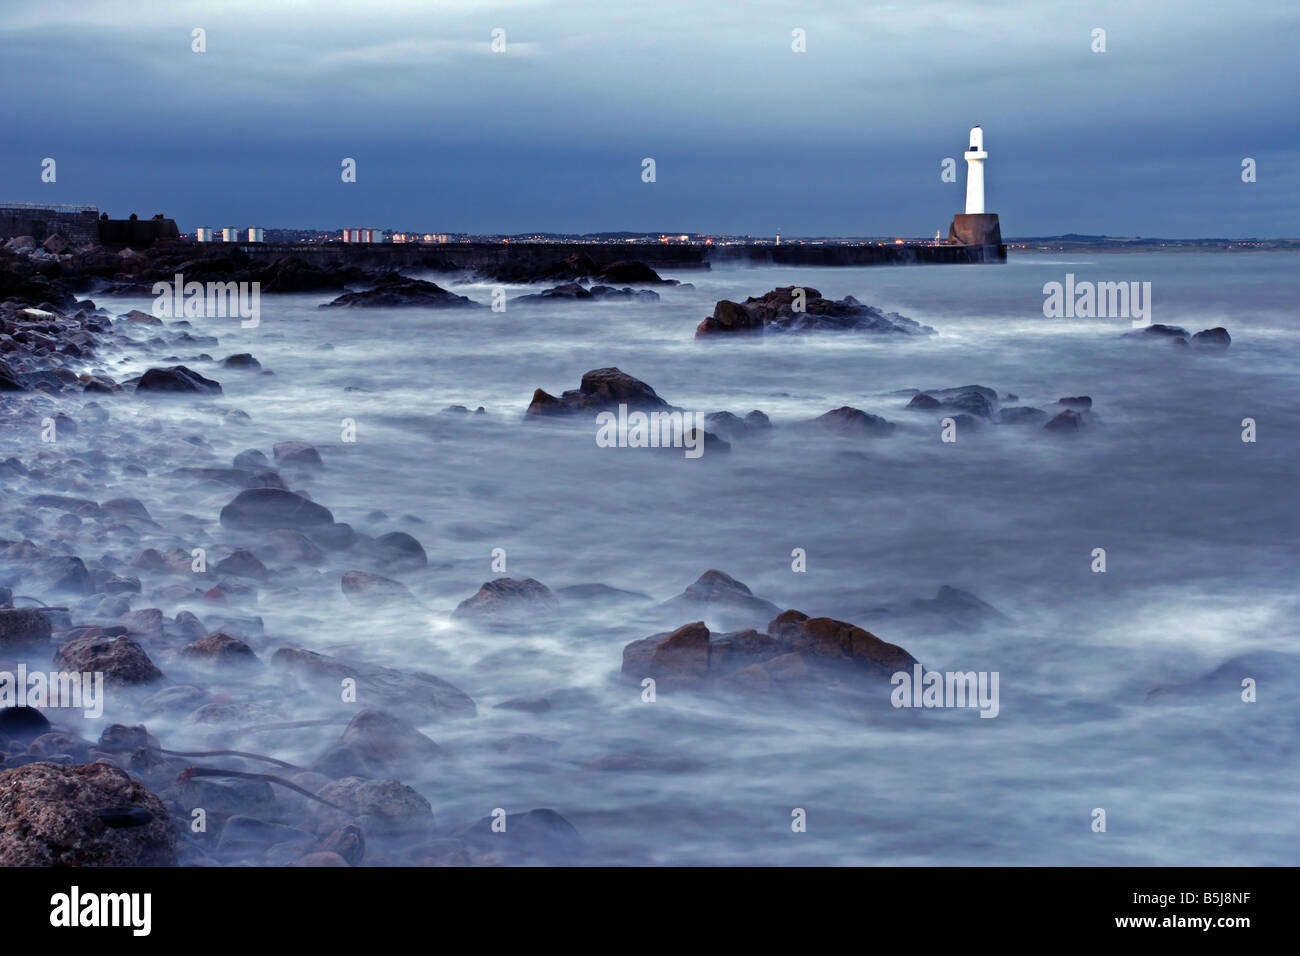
<box><xmin>947</xmin><ymin>213</ymin><xmax>1002</xmax><ymax>247</ymax></box>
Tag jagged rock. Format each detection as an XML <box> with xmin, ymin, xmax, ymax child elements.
<box><xmin>222</xmin><ymin>353</ymin><xmax>261</xmax><ymax>369</ymax></box>
<box><xmin>697</xmin><ymin>287</ymin><xmax>932</xmax><ymax>337</ymax></box>
<box><xmin>766</xmin><ymin>610</ymin><xmax>916</xmax><ymax>677</ymax></box>
<box><xmin>1044</xmin><ymin>409</ymin><xmax>1085</xmax><ymax>431</ymax></box>
<box><xmin>622</xmin><ymin>621</ymin><xmax>711</xmax><ymax>683</ymax></box>
<box><xmin>0</xmin><ymin>762</ymin><xmax>175</xmax><ymax>865</ymax></box>
<box><xmin>526</xmin><ymin>367</ymin><xmax>672</xmax><ymax>417</ymax></box>
<box><xmin>909</xmin><ymin>586</ymin><xmax>1007</xmax><ymax>625</ymax></box>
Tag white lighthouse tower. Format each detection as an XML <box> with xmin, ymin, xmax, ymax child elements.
<box><xmin>964</xmin><ymin>126</ymin><xmax>987</xmax><ymax>214</ymax></box>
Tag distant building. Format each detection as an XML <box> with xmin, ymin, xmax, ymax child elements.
<box><xmin>196</xmin><ymin>227</ymin><xmax>214</xmax><ymax>242</ymax></box>
<box><xmin>222</xmin><ymin>227</ymin><xmax>240</xmax><ymax>242</ymax></box>
<box><xmin>247</xmin><ymin>227</ymin><xmax>264</xmax><ymax>243</ymax></box>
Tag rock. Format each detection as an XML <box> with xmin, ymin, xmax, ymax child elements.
<box><xmin>322</xmin><ymin>275</ymin><xmax>480</xmax><ymax>309</ymax></box>
<box><xmin>1126</xmin><ymin>323</ymin><xmax>1188</xmax><ymax>340</ymax></box>
<box><xmin>53</xmin><ymin>635</ymin><xmax>163</xmax><ymax>686</ymax></box>
<box><xmin>213</xmin><ymin>548</ymin><xmax>268</xmax><ymax>579</ymax></box>
<box><xmin>997</xmin><ymin>406</ymin><xmax>1049</xmax><ymax>425</ymax></box>
<box><xmin>597</xmin><ymin>260</ymin><xmax>665</xmax><ymax>284</ymax></box>
<box><xmin>463</xmin><ymin>807</ymin><xmax>584</xmax><ymax>864</ymax></box>
<box><xmin>0</xmin><ymin>706</ymin><xmax>51</xmax><ymax>743</ymax></box>
<box><xmin>511</xmin><ymin>282</ymin><xmax>593</xmax><ymax>303</ymax></box>
<box><xmin>217</xmin><ymin>816</ymin><xmax>313</xmax><ymax>855</ymax></box>
<box><xmin>100</xmin><ymin>497</ymin><xmax>154</xmax><ymax>523</ymax></box>
<box><xmin>340</xmin><ymin>570</ymin><xmax>419</xmax><ymax>607</ymax></box>
<box><xmin>33</xmin><ymin>555</ymin><xmax>94</xmax><ymax>595</ymax></box>
<box><xmin>708</xmin><ymin>629</ymin><xmax>784</xmax><ymax>676</ymax></box>
<box><xmin>307</xmin><ymin>523</ymin><xmax>357</xmax><ymax>551</ymax></box>
<box><xmin>553</xmin><ymin>583</ymin><xmax>652</xmax><ymax>604</ymax></box>
<box><xmin>273</xmin><ymin>440</ymin><xmax>323</xmax><ymax>468</ymax></box>
<box><xmin>526</xmin><ymin>367</ymin><xmax>673</xmax><ymax>418</ymax></box>
<box><xmin>1057</xmin><ymin>396</ymin><xmax>1092</xmax><ymax>409</ymax></box>
<box><xmin>180</xmin><ymin>632</ymin><xmax>260</xmax><ymax>667</ymax></box>
<box><xmin>622</xmin><ymin>621</ymin><xmax>711</xmax><ymax>683</ymax></box>
<box><xmin>812</xmin><ymin>406</ymin><xmax>896</xmax><ymax>437</ymax></box>
<box><xmin>232</xmin><ymin>448</ymin><xmax>271</xmax><ymax>471</ymax></box>
<box><xmin>0</xmin><ymin>608</ymin><xmax>52</xmax><ymax>653</ymax></box>
<box><xmin>369</xmin><ymin>531</ymin><xmax>427</xmax><ymax>570</ymax></box>
<box><xmin>222</xmin><ymin>353</ymin><xmax>261</xmax><ymax>369</ymax></box>
<box><xmin>315</xmin><ymin>823</ymin><xmax>365</xmax><ymax>865</ymax></box>
<box><xmin>909</xmin><ymin>585</ymin><xmax>1006</xmax><ymax>625</ymax></box>
<box><xmin>315</xmin><ymin>777</ymin><xmax>436</xmax><ymax>835</ymax></box>
<box><xmin>494</xmin><ymin>695</ymin><xmax>552</xmax><ymax>713</ymax></box>
<box><xmin>657</xmin><ymin>570</ymin><xmax>781</xmax><ymax>630</ymax></box>
<box><xmin>452</xmin><ymin>578</ymin><xmax>559</xmax><ymax>621</ymax></box>
<box><xmin>0</xmin><ymin>762</ymin><xmax>175</xmax><ymax>865</ymax></box>
<box><xmin>0</xmin><ymin>361</ymin><xmax>26</xmax><ymax>392</ymax></box>
<box><xmin>1044</xmin><ymin>409</ymin><xmax>1085</xmax><ymax>431</ymax></box>
<box><xmin>1192</xmin><ymin>327</ymin><xmax>1231</xmax><ymax>350</ymax></box>
<box><xmin>906</xmin><ymin>393</ymin><xmax>943</xmax><ymax>410</ymax></box>
<box><xmin>117</xmin><ymin>607</ymin><xmax>164</xmax><ymax>639</ymax></box>
<box><xmin>313</xmin><ymin>709</ymin><xmax>441</xmax><ymax>779</ymax></box>
<box><xmin>272</xmin><ymin>648</ymin><xmax>476</xmax><ymax>721</ymax></box>
<box><xmin>767</xmin><ymin>610</ymin><xmax>916</xmax><ymax>678</ymax></box>
<box><xmin>697</xmin><ymin>287</ymin><xmax>932</xmax><ymax>337</ymax></box>
<box><xmin>219</xmin><ymin>488</ymin><xmax>334</xmax><ymax>529</ymax></box>
<box><xmin>135</xmin><ymin>365</ymin><xmax>222</xmax><ymax>395</ymax></box>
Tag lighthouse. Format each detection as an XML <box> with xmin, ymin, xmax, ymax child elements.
<box><xmin>964</xmin><ymin>126</ymin><xmax>987</xmax><ymax>214</ymax></box>
<box><xmin>946</xmin><ymin>125</ymin><xmax>1003</xmax><ymax>252</ymax></box>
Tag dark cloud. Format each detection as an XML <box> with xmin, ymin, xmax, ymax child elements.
<box><xmin>1</xmin><ymin>0</ymin><xmax>1295</xmax><ymax>235</ymax></box>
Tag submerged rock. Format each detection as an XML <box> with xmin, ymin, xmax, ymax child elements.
<box><xmin>313</xmin><ymin>709</ymin><xmax>442</xmax><ymax>779</ymax></box>
<box><xmin>272</xmin><ymin>647</ymin><xmax>476</xmax><ymax>721</ymax></box>
<box><xmin>219</xmin><ymin>488</ymin><xmax>335</xmax><ymax>529</ymax></box>
<box><xmin>453</xmin><ymin>578</ymin><xmax>559</xmax><ymax>621</ymax></box>
<box><xmin>811</xmin><ymin>406</ymin><xmax>896</xmax><ymax>437</ymax></box>
<box><xmin>656</xmin><ymin>570</ymin><xmax>781</xmax><ymax>630</ymax></box>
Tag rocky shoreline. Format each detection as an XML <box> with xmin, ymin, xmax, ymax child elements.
<box><xmin>0</xmin><ymin>237</ymin><xmax>1242</xmax><ymax>866</ymax></box>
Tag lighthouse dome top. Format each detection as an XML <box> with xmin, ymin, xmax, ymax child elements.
<box><xmin>968</xmin><ymin>126</ymin><xmax>984</xmax><ymax>150</ymax></box>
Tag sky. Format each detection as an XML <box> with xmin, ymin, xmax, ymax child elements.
<box><xmin>2</xmin><ymin>0</ymin><xmax>1297</xmax><ymax>237</ymax></box>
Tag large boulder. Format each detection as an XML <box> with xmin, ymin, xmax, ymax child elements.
<box><xmin>697</xmin><ymin>287</ymin><xmax>932</xmax><ymax>337</ymax></box>
<box><xmin>313</xmin><ymin>709</ymin><xmax>442</xmax><ymax>779</ymax></box>
<box><xmin>219</xmin><ymin>488</ymin><xmax>335</xmax><ymax>529</ymax></box>
<box><xmin>322</xmin><ymin>275</ymin><xmax>480</xmax><ymax>309</ymax></box>
<box><xmin>340</xmin><ymin>571</ymin><xmax>419</xmax><ymax>608</ymax></box>
<box><xmin>766</xmin><ymin>610</ymin><xmax>916</xmax><ymax>677</ymax></box>
<box><xmin>526</xmin><ymin>367</ymin><xmax>673</xmax><ymax>417</ymax></box>
<box><xmin>315</xmin><ymin>777</ymin><xmax>436</xmax><ymax>835</ymax></box>
<box><xmin>135</xmin><ymin>365</ymin><xmax>222</xmax><ymax>395</ymax></box>
<box><xmin>0</xmin><ymin>762</ymin><xmax>176</xmax><ymax>865</ymax></box>
<box><xmin>621</xmin><ymin>621</ymin><xmax>711</xmax><ymax>684</ymax></box>
<box><xmin>53</xmin><ymin>634</ymin><xmax>164</xmax><ymax>686</ymax></box>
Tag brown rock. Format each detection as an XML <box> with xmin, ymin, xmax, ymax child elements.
<box><xmin>0</xmin><ymin>761</ymin><xmax>175</xmax><ymax>865</ymax></box>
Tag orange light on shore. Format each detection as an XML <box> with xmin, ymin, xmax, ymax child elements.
<box><xmin>894</xmin><ymin>238</ymin><xmax>904</xmax><ymax>245</ymax></box>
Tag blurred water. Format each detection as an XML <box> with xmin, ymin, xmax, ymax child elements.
<box><xmin>71</xmin><ymin>251</ymin><xmax>1300</xmax><ymax>864</ymax></box>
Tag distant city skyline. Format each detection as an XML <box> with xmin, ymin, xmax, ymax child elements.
<box><xmin>2</xmin><ymin>0</ymin><xmax>1297</xmax><ymax>237</ymax></box>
